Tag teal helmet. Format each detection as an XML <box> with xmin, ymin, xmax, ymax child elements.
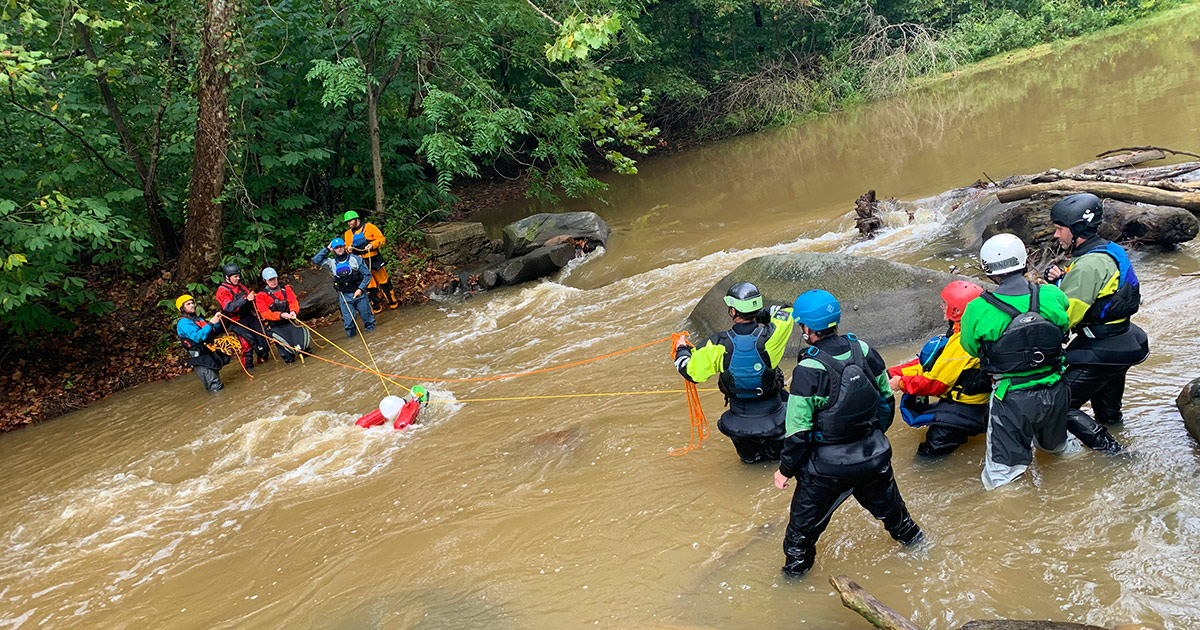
<box><xmin>723</xmin><ymin>282</ymin><xmax>763</xmax><ymax>316</ymax></box>
<box><xmin>792</xmin><ymin>289</ymin><xmax>840</xmax><ymax>330</ymax></box>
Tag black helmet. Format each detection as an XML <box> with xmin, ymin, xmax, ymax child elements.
<box><xmin>222</xmin><ymin>262</ymin><xmax>242</xmax><ymax>278</ymax></box>
<box><xmin>723</xmin><ymin>281</ymin><xmax>763</xmax><ymax>316</ymax></box>
<box><xmin>1051</xmin><ymin>193</ymin><xmax>1103</xmax><ymax>239</ymax></box>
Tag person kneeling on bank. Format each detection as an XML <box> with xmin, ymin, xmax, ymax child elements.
<box><xmin>673</xmin><ymin>282</ymin><xmax>793</xmax><ymax>463</ymax></box>
<box><xmin>175</xmin><ymin>295</ymin><xmax>231</xmax><ymax>392</ymax></box>
<box><xmin>889</xmin><ymin>281</ymin><xmax>992</xmax><ymax>458</ymax></box>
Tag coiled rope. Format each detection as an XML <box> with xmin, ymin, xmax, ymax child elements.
<box><xmin>667</xmin><ymin>331</ymin><xmax>709</xmax><ymax>456</ymax></box>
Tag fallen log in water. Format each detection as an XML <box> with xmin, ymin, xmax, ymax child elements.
<box><xmin>856</xmin><ymin>190</ymin><xmax>884</xmax><ymax>238</ymax></box>
<box><xmin>1031</xmin><ymin>169</ymin><xmax>1193</xmax><ymax>192</ymax></box>
<box><xmin>830</xmin><ymin>576</ymin><xmax>923</xmax><ymax>630</ymax></box>
<box><xmin>996</xmin><ymin>180</ymin><xmax>1200</xmax><ymax>212</ymax></box>
<box><xmin>1065</xmin><ymin>149</ymin><xmax>1165</xmax><ymax>174</ymax></box>
<box><xmin>1115</xmin><ymin>161</ymin><xmax>1200</xmax><ymax>181</ymax></box>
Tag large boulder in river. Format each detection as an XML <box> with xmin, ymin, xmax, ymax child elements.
<box><xmin>687</xmin><ymin>253</ymin><xmax>971</xmax><ymax>355</ymax></box>
<box><xmin>502</xmin><ymin>211</ymin><xmax>610</xmax><ymax>257</ymax></box>
<box><xmin>983</xmin><ymin>196</ymin><xmax>1198</xmax><ymax>248</ymax></box>
<box><xmin>490</xmin><ymin>242</ymin><xmax>577</xmax><ymax>286</ymax></box>
<box><xmin>288</xmin><ymin>267</ymin><xmax>339</xmax><ymax>318</ymax></box>
<box><xmin>423</xmin><ymin>222</ymin><xmax>495</xmax><ymax>266</ymax></box>
<box><xmin>1176</xmin><ymin>377</ymin><xmax>1200</xmax><ymax>444</ymax></box>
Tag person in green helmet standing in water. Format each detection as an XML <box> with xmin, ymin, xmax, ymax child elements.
<box><xmin>774</xmin><ymin>289</ymin><xmax>922</xmax><ymax>578</ymax></box>
<box><xmin>960</xmin><ymin>233</ymin><xmax>1082</xmax><ymax>490</ymax></box>
<box><xmin>673</xmin><ymin>282</ymin><xmax>794</xmax><ymax>463</ymax></box>
<box><xmin>1044</xmin><ymin>193</ymin><xmax>1148</xmax><ymax>454</ymax></box>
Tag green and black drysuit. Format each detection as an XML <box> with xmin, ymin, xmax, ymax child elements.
<box><xmin>960</xmin><ymin>275</ymin><xmax>1082</xmax><ymax>490</ymax></box>
<box><xmin>777</xmin><ymin>333</ymin><xmax>921</xmax><ymax>577</ymax></box>
<box><xmin>675</xmin><ymin>307</ymin><xmax>793</xmax><ymax>463</ymax></box>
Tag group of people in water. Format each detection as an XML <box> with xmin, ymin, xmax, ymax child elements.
<box><xmin>671</xmin><ymin>193</ymin><xmax>1149</xmax><ymax>577</ymax></box>
<box><xmin>173</xmin><ymin>211</ymin><xmax>399</xmax><ymax>392</ymax></box>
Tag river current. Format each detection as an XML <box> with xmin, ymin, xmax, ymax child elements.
<box><xmin>3</xmin><ymin>9</ymin><xmax>1200</xmax><ymax>630</ymax></box>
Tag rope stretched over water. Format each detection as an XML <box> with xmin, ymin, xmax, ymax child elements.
<box><xmin>339</xmin><ymin>293</ymin><xmax>391</xmax><ymax>396</ymax></box>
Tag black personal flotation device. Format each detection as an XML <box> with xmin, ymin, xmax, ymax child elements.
<box><xmin>979</xmin><ymin>283</ymin><xmax>1064</xmax><ymax>374</ymax></box>
<box><xmin>716</xmin><ymin>324</ymin><xmax>781</xmax><ymax>401</ymax></box>
<box><xmin>264</xmin><ymin>287</ymin><xmax>290</xmax><ymax>313</ymax></box>
<box><xmin>178</xmin><ymin>315</ymin><xmax>228</xmax><ymax>369</ymax></box>
<box><xmin>333</xmin><ymin>256</ymin><xmax>365</xmax><ymax>293</ymax></box>
<box><xmin>219</xmin><ymin>281</ymin><xmax>254</xmax><ymax>317</ymax></box>
<box><xmin>807</xmin><ymin>334</ymin><xmax>881</xmax><ymax>445</ymax></box>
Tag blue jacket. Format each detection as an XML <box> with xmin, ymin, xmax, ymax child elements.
<box><xmin>177</xmin><ymin>315</ymin><xmax>218</xmax><ymax>345</ymax></box>
<box><xmin>312</xmin><ymin>248</ymin><xmax>371</xmax><ymax>292</ymax></box>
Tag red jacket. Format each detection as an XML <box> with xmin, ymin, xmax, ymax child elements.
<box><xmin>216</xmin><ymin>281</ymin><xmax>254</xmax><ymax>321</ymax></box>
<box><xmin>255</xmin><ymin>285</ymin><xmax>299</xmax><ymax>321</ymax></box>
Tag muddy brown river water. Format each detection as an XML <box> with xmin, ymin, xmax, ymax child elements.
<box><xmin>4</xmin><ymin>9</ymin><xmax>1200</xmax><ymax>629</ymax></box>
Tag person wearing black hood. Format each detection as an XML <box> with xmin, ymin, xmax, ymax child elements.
<box><xmin>1044</xmin><ymin>193</ymin><xmax>1150</xmax><ymax>453</ymax></box>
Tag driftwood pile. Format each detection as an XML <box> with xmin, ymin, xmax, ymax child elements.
<box><xmin>854</xmin><ymin>147</ymin><xmax>1200</xmax><ymax>272</ymax></box>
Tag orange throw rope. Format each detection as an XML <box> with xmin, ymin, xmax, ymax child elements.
<box><xmin>668</xmin><ymin>331</ymin><xmax>708</xmax><ymax>456</ymax></box>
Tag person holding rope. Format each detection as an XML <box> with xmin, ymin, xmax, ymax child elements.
<box><xmin>313</xmin><ymin>237</ymin><xmax>375</xmax><ymax>338</ymax></box>
<box><xmin>215</xmin><ymin>263</ymin><xmax>271</xmax><ymax>370</ymax></box>
<box><xmin>343</xmin><ymin>210</ymin><xmax>398</xmax><ymax>314</ymax></box>
<box><xmin>254</xmin><ymin>267</ymin><xmax>310</xmax><ymax>364</ymax></box>
<box><xmin>673</xmin><ymin>282</ymin><xmax>793</xmax><ymax>463</ymax></box>
<box><xmin>175</xmin><ymin>295</ymin><xmax>231</xmax><ymax>392</ymax></box>
<box><xmin>774</xmin><ymin>289</ymin><xmax>922</xmax><ymax>578</ymax></box>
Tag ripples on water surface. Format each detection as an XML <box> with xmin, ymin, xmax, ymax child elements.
<box><xmin>4</xmin><ymin>8</ymin><xmax>1200</xmax><ymax>630</ymax></box>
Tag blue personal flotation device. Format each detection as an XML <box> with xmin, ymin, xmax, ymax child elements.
<box><xmin>717</xmin><ymin>325</ymin><xmax>776</xmax><ymax>400</ymax></box>
<box><xmin>1076</xmin><ymin>241</ymin><xmax>1140</xmax><ymax>325</ymax></box>
<box><xmin>351</xmin><ymin>230</ymin><xmax>369</xmax><ymax>249</ymax></box>
<box><xmin>899</xmin><ymin>335</ymin><xmax>949</xmax><ymax>428</ymax></box>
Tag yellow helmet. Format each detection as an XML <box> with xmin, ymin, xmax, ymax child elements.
<box><xmin>175</xmin><ymin>294</ymin><xmax>195</xmax><ymax>311</ymax></box>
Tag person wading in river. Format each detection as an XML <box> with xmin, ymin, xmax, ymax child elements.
<box><xmin>343</xmin><ymin>210</ymin><xmax>398</xmax><ymax>314</ymax></box>
<box><xmin>254</xmin><ymin>267</ymin><xmax>311</xmax><ymax>364</ymax></box>
<box><xmin>961</xmin><ymin>234</ymin><xmax>1082</xmax><ymax>490</ymax></box>
<box><xmin>673</xmin><ymin>282</ymin><xmax>793</xmax><ymax>463</ymax></box>
<box><xmin>1044</xmin><ymin>193</ymin><xmax>1149</xmax><ymax>454</ymax></box>
<box><xmin>313</xmin><ymin>237</ymin><xmax>375</xmax><ymax>338</ymax></box>
<box><xmin>215</xmin><ymin>263</ymin><xmax>271</xmax><ymax>371</ymax></box>
<box><xmin>889</xmin><ymin>281</ymin><xmax>992</xmax><ymax>457</ymax></box>
<box><xmin>774</xmin><ymin>289</ymin><xmax>922</xmax><ymax>578</ymax></box>
<box><xmin>175</xmin><ymin>295</ymin><xmax>230</xmax><ymax>392</ymax></box>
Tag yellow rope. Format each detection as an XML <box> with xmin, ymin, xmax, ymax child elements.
<box><xmin>206</xmin><ymin>334</ymin><xmax>243</xmax><ymax>356</ymax></box>
<box><xmin>339</xmin><ymin>292</ymin><xmax>391</xmax><ymax>396</ymax></box>
<box><xmin>424</xmin><ymin>388</ymin><xmax>720</xmax><ymax>404</ymax></box>
<box><xmin>295</xmin><ymin>318</ymin><xmax>410</xmax><ymax>393</ymax></box>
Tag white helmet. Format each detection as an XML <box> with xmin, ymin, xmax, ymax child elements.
<box><xmin>979</xmin><ymin>233</ymin><xmax>1027</xmax><ymax>276</ymax></box>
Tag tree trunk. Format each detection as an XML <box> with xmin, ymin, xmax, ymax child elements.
<box><xmin>367</xmin><ymin>86</ymin><xmax>386</xmax><ymax>215</ymax></box>
<box><xmin>178</xmin><ymin>0</ymin><xmax>236</xmax><ymax>284</ymax></box>
<box><xmin>1064</xmin><ymin>149</ymin><xmax>1164</xmax><ymax>174</ymax></box>
<box><xmin>996</xmin><ymin>180</ymin><xmax>1200</xmax><ymax>212</ymax></box>
<box><xmin>75</xmin><ymin>20</ymin><xmax>174</xmax><ymax>261</ymax></box>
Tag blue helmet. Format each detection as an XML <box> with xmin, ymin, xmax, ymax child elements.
<box><xmin>792</xmin><ymin>289</ymin><xmax>841</xmax><ymax>330</ymax></box>
<box><xmin>330</xmin><ymin>237</ymin><xmax>346</xmax><ymax>248</ymax></box>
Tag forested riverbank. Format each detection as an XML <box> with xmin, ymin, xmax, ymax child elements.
<box><xmin>0</xmin><ymin>0</ymin><xmax>1188</xmax><ymax>429</ymax></box>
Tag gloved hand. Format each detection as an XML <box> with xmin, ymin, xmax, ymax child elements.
<box><xmin>1043</xmin><ymin>264</ymin><xmax>1065</xmax><ymax>283</ymax></box>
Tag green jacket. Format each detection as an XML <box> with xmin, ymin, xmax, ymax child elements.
<box><xmin>960</xmin><ymin>280</ymin><xmax>1070</xmax><ymax>398</ymax></box>
<box><xmin>1059</xmin><ymin>243</ymin><xmax>1122</xmax><ymax>329</ymax></box>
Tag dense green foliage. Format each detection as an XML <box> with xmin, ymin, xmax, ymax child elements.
<box><xmin>0</xmin><ymin>0</ymin><xmax>1173</xmax><ymax>334</ymax></box>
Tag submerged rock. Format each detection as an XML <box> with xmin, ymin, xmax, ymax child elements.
<box><xmin>502</xmin><ymin>211</ymin><xmax>610</xmax><ymax>257</ymax></box>
<box><xmin>1176</xmin><ymin>377</ymin><xmax>1200</xmax><ymax>444</ymax></box>
<box><xmin>687</xmin><ymin>253</ymin><xmax>972</xmax><ymax>355</ymax></box>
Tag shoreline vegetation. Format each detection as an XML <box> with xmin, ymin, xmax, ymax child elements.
<box><xmin>1</xmin><ymin>0</ymin><xmax>1191</xmax><ymax>431</ymax></box>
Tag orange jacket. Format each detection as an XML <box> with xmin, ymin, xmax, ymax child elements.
<box><xmin>255</xmin><ymin>285</ymin><xmax>299</xmax><ymax>321</ymax></box>
<box><xmin>344</xmin><ymin>222</ymin><xmax>385</xmax><ymax>259</ymax></box>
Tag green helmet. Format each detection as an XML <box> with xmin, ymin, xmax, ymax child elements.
<box><xmin>343</xmin><ymin>210</ymin><xmax>361</xmax><ymax>222</ymax></box>
<box><xmin>723</xmin><ymin>282</ymin><xmax>763</xmax><ymax>316</ymax></box>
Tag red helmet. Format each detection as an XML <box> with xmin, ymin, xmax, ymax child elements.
<box><xmin>940</xmin><ymin>280</ymin><xmax>984</xmax><ymax>322</ymax></box>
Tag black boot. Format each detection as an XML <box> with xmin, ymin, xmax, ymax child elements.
<box><xmin>781</xmin><ymin>537</ymin><xmax>815</xmax><ymax>578</ymax></box>
<box><xmin>1067</xmin><ymin>410</ymin><xmax>1125</xmax><ymax>454</ymax></box>
<box><xmin>890</xmin><ymin>518</ymin><xmax>924</xmax><ymax>546</ymax></box>
<box><xmin>381</xmin><ymin>281</ymin><xmax>400</xmax><ymax>309</ymax></box>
